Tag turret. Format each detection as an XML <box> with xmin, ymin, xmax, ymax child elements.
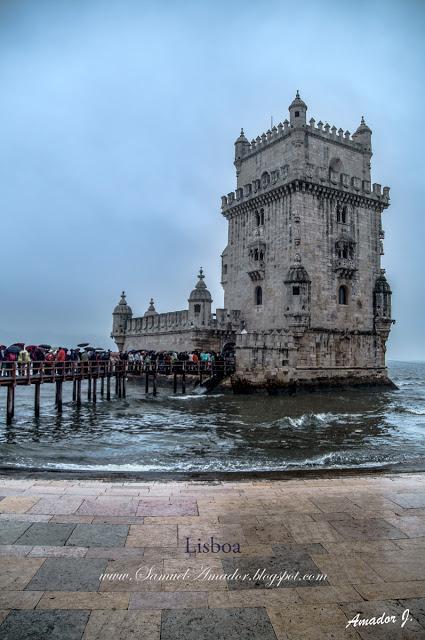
<box><xmin>284</xmin><ymin>256</ymin><xmax>311</xmax><ymax>333</ymax></box>
<box><xmin>288</xmin><ymin>91</ymin><xmax>307</xmax><ymax>128</ymax></box>
<box><xmin>188</xmin><ymin>268</ymin><xmax>212</xmax><ymax>327</ymax></box>
<box><xmin>374</xmin><ymin>270</ymin><xmax>392</xmax><ymax>322</ymax></box>
<box><xmin>111</xmin><ymin>291</ymin><xmax>132</xmax><ymax>351</ymax></box>
<box><xmin>353</xmin><ymin>116</ymin><xmax>372</xmax><ymax>152</ymax></box>
<box><xmin>144</xmin><ymin>298</ymin><xmax>158</xmax><ymax>317</ymax></box>
<box><xmin>234</xmin><ymin>128</ymin><xmax>249</xmax><ymax>177</ymax></box>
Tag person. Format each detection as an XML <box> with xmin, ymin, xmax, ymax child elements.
<box><xmin>0</xmin><ymin>345</ymin><xmax>6</xmax><ymax>377</ymax></box>
<box><xmin>31</xmin><ymin>347</ymin><xmax>45</xmax><ymax>376</ymax></box>
<box><xmin>18</xmin><ymin>346</ymin><xmax>31</xmax><ymax>377</ymax></box>
<box><xmin>55</xmin><ymin>347</ymin><xmax>66</xmax><ymax>376</ymax></box>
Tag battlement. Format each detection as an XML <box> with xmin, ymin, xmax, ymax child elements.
<box><xmin>221</xmin><ymin>167</ymin><xmax>390</xmax><ymax>213</ymax></box>
<box><xmin>127</xmin><ymin>310</ymin><xmax>190</xmax><ymax>334</ymax></box>
<box><xmin>239</xmin><ymin>117</ymin><xmax>365</xmax><ymax>163</ymax></box>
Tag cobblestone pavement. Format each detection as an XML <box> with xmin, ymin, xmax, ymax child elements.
<box><xmin>0</xmin><ymin>473</ymin><xmax>425</xmax><ymax>639</ymax></box>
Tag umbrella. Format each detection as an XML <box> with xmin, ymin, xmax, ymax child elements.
<box><xmin>12</xmin><ymin>342</ymin><xmax>25</xmax><ymax>348</ymax></box>
<box><xmin>77</xmin><ymin>342</ymin><xmax>90</xmax><ymax>348</ymax></box>
<box><xmin>26</xmin><ymin>345</ymin><xmax>37</xmax><ymax>351</ymax></box>
<box><xmin>39</xmin><ymin>344</ymin><xmax>51</xmax><ymax>350</ymax></box>
<box><xmin>6</xmin><ymin>345</ymin><xmax>20</xmax><ymax>354</ymax></box>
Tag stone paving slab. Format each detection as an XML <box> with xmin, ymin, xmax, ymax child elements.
<box><xmin>36</xmin><ymin>591</ymin><xmax>129</xmax><ymax>610</ymax></box>
<box><xmin>26</xmin><ymin>558</ymin><xmax>108</xmax><ymax>592</ymax></box>
<box><xmin>340</xmin><ymin>600</ymin><xmax>424</xmax><ymax>639</ymax></box>
<box><xmin>0</xmin><ymin>520</ymin><xmax>31</xmax><ymax>544</ymax></box>
<box><xmin>0</xmin><ymin>609</ymin><xmax>90</xmax><ymax>640</ymax></box>
<box><xmin>0</xmin><ymin>590</ymin><xmax>43</xmax><ymax>609</ymax></box>
<box><xmin>82</xmin><ymin>610</ymin><xmax>161</xmax><ymax>640</ymax></box>
<box><xmin>0</xmin><ymin>557</ymin><xmax>45</xmax><ymax>590</ymax></box>
<box><xmin>161</xmin><ymin>607</ymin><xmax>277</xmax><ymax>640</ymax></box>
<box><xmin>16</xmin><ymin>522</ymin><xmax>76</xmax><ymax>546</ymax></box>
<box><xmin>29</xmin><ymin>497</ymin><xmax>84</xmax><ymax>515</ymax></box>
<box><xmin>66</xmin><ymin>524</ymin><xmax>129</xmax><ymax>548</ymax></box>
<box><xmin>222</xmin><ymin>548</ymin><xmax>329</xmax><ymax>590</ymax></box>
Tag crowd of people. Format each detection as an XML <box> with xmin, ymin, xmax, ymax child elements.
<box><xmin>122</xmin><ymin>349</ymin><xmax>235</xmax><ymax>375</ymax></box>
<box><xmin>0</xmin><ymin>344</ymin><xmax>112</xmax><ymax>377</ymax></box>
<box><xmin>0</xmin><ymin>344</ymin><xmax>235</xmax><ymax>377</ymax></box>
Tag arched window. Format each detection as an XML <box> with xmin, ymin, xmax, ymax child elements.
<box><xmin>338</xmin><ymin>285</ymin><xmax>348</xmax><ymax>305</ymax></box>
<box><xmin>342</xmin><ymin>205</ymin><xmax>347</xmax><ymax>224</ymax></box>
<box><xmin>336</xmin><ymin>203</ymin><xmax>341</xmax><ymax>223</ymax></box>
<box><xmin>260</xmin><ymin>209</ymin><xmax>265</xmax><ymax>226</ymax></box>
<box><xmin>255</xmin><ymin>211</ymin><xmax>260</xmax><ymax>227</ymax></box>
<box><xmin>254</xmin><ymin>248</ymin><xmax>259</xmax><ymax>261</ymax></box>
<box><xmin>255</xmin><ymin>286</ymin><xmax>262</xmax><ymax>306</ymax></box>
<box><xmin>194</xmin><ymin>304</ymin><xmax>201</xmax><ymax>314</ymax></box>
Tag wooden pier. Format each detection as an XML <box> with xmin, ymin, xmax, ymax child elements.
<box><xmin>0</xmin><ymin>360</ymin><xmax>234</xmax><ymax>424</ymax></box>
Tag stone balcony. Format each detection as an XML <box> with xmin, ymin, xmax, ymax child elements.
<box><xmin>333</xmin><ymin>258</ymin><xmax>357</xmax><ymax>278</ymax></box>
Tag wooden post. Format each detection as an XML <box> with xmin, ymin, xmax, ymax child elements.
<box><xmin>106</xmin><ymin>374</ymin><xmax>111</xmax><ymax>400</ymax></box>
<box><xmin>173</xmin><ymin>372</ymin><xmax>177</xmax><ymax>394</ymax></box>
<box><xmin>76</xmin><ymin>379</ymin><xmax>81</xmax><ymax>406</ymax></box>
<box><xmin>87</xmin><ymin>377</ymin><xmax>92</xmax><ymax>401</ymax></box>
<box><xmin>122</xmin><ymin>374</ymin><xmax>126</xmax><ymax>398</ymax></box>
<box><xmin>182</xmin><ymin>363</ymin><xmax>186</xmax><ymax>394</ymax></box>
<box><xmin>92</xmin><ymin>376</ymin><xmax>97</xmax><ymax>403</ymax></box>
<box><xmin>6</xmin><ymin>385</ymin><xmax>14</xmax><ymax>425</ymax></box>
<box><xmin>34</xmin><ymin>383</ymin><xmax>41</xmax><ymax>418</ymax></box>
<box><xmin>72</xmin><ymin>380</ymin><xmax>77</xmax><ymax>401</ymax></box>
<box><xmin>100</xmin><ymin>376</ymin><xmax>104</xmax><ymax>397</ymax></box>
<box><xmin>153</xmin><ymin>370</ymin><xmax>157</xmax><ymax>396</ymax></box>
<box><xmin>115</xmin><ymin>372</ymin><xmax>119</xmax><ymax>395</ymax></box>
<box><xmin>145</xmin><ymin>369</ymin><xmax>149</xmax><ymax>394</ymax></box>
<box><xmin>11</xmin><ymin>385</ymin><xmax>15</xmax><ymax>418</ymax></box>
<box><xmin>56</xmin><ymin>380</ymin><xmax>63</xmax><ymax>413</ymax></box>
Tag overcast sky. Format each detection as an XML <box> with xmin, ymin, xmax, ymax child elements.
<box><xmin>0</xmin><ymin>0</ymin><xmax>424</xmax><ymax>359</ymax></box>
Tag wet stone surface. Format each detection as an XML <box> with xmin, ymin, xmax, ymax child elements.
<box><xmin>160</xmin><ymin>607</ymin><xmax>278</xmax><ymax>640</ymax></box>
<box><xmin>26</xmin><ymin>558</ymin><xmax>108</xmax><ymax>592</ymax></box>
<box><xmin>0</xmin><ymin>610</ymin><xmax>90</xmax><ymax>640</ymax></box>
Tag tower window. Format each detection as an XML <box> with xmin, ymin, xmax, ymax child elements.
<box><xmin>295</xmin><ymin>111</ymin><xmax>300</xmax><ymax>117</ymax></box>
<box><xmin>260</xmin><ymin>209</ymin><xmax>264</xmax><ymax>225</ymax></box>
<box><xmin>194</xmin><ymin>304</ymin><xmax>201</xmax><ymax>314</ymax></box>
<box><xmin>338</xmin><ymin>285</ymin><xmax>348</xmax><ymax>305</ymax></box>
<box><xmin>255</xmin><ymin>286</ymin><xmax>263</xmax><ymax>306</ymax></box>
<box><xmin>223</xmin><ymin>264</ymin><xmax>227</xmax><ymax>275</ymax></box>
<box><xmin>292</xmin><ymin>286</ymin><xmax>300</xmax><ymax>295</ymax></box>
<box><xmin>337</xmin><ymin>203</ymin><xmax>347</xmax><ymax>224</ymax></box>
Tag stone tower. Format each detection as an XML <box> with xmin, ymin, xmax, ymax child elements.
<box><xmin>111</xmin><ymin>291</ymin><xmax>132</xmax><ymax>351</ymax></box>
<box><xmin>221</xmin><ymin>93</ymin><xmax>394</xmax><ymax>389</ymax></box>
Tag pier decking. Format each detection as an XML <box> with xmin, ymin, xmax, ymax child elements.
<box><xmin>0</xmin><ymin>361</ymin><xmax>234</xmax><ymax>424</ymax></box>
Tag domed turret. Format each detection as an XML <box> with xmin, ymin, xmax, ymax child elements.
<box><xmin>374</xmin><ymin>269</ymin><xmax>392</xmax><ymax>319</ymax></box>
<box><xmin>188</xmin><ymin>268</ymin><xmax>212</xmax><ymax>327</ymax></box>
<box><xmin>144</xmin><ymin>298</ymin><xmax>158</xmax><ymax>317</ymax></box>
<box><xmin>234</xmin><ymin>128</ymin><xmax>249</xmax><ymax>176</ymax></box>
<box><xmin>353</xmin><ymin>116</ymin><xmax>372</xmax><ymax>150</ymax></box>
<box><xmin>288</xmin><ymin>90</ymin><xmax>307</xmax><ymax>127</ymax></box>
<box><xmin>111</xmin><ymin>291</ymin><xmax>132</xmax><ymax>351</ymax></box>
<box><xmin>284</xmin><ymin>256</ymin><xmax>311</xmax><ymax>332</ymax></box>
